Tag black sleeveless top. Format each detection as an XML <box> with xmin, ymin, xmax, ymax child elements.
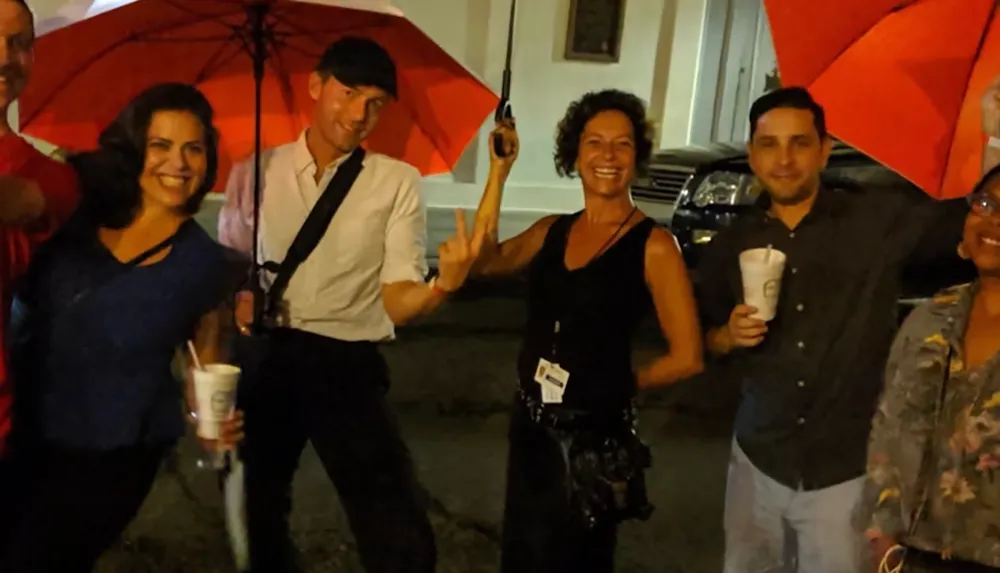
<box><xmin>517</xmin><ymin>212</ymin><xmax>657</xmax><ymax>411</ymax></box>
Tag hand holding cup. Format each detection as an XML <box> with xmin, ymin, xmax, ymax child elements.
<box><xmin>739</xmin><ymin>247</ymin><xmax>787</xmax><ymax>321</ymax></box>
<box><xmin>726</xmin><ymin>304</ymin><xmax>768</xmax><ymax>348</ymax></box>
<box><xmin>213</xmin><ymin>409</ymin><xmax>245</xmax><ymax>451</ymax></box>
<box><xmin>189</xmin><ymin>364</ymin><xmax>242</xmax><ymax>449</ymax></box>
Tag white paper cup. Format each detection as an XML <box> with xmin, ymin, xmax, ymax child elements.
<box><xmin>193</xmin><ymin>364</ymin><xmax>241</xmax><ymax>439</ymax></box>
<box><xmin>739</xmin><ymin>248</ymin><xmax>787</xmax><ymax>322</ymax></box>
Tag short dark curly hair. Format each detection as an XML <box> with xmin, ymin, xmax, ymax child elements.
<box><xmin>553</xmin><ymin>89</ymin><xmax>654</xmax><ymax>178</ymax></box>
<box><xmin>69</xmin><ymin>83</ymin><xmax>219</xmax><ymax>229</ymax></box>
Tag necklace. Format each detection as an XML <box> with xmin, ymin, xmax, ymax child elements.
<box><xmin>579</xmin><ymin>205</ymin><xmax>638</xmax><ymax>267</ymax></box>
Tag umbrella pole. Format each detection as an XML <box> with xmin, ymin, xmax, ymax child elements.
<box><xmin>227</xmin><ymin>10</ymin><xmax>270</xmax><ymax>573</ymax></box>
<box><xmin>492</xmin><ymin>0</ymin><xmax>516</xmax><ymax>157</ymax></box>
<box><xmin>247</xmin><ymin>2</ymin><xmax>269</xmax><ymax>334</ymax></box>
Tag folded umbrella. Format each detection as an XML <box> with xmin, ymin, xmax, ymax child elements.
<box><xmin>764</xmin><ymin>0</ymin><xmax>999</xmax><ymax>199</ymax></box>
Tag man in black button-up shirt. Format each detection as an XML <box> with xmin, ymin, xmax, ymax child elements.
<box><xmin>698</xmin><ymin>87</ymin><xmax>999</xmax><ymax>573</ymax></box>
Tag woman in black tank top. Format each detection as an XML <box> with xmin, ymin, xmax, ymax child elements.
<box><xmin>467</xmin><ymin>90</ymin><xmax>704</xmax><ymax>572</ymax></box>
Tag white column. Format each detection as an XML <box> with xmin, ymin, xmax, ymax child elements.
<box><xmin>653</xmin><ymin>0</ymin><xmax>708</xmax><ymax>149</ymax></box>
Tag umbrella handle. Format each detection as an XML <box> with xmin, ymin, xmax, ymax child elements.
<box><xmin>493</xmin><ymin>101</ymin><xmax>513</xmax><ymax>158</ymax></box>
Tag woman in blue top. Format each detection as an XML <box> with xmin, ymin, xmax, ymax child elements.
<box><xmin>1</xmin><ymin>83</ymin><xmax>243</xmax><ymax>572</ymax></box>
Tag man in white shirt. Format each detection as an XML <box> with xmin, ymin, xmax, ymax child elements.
<box><xmin>219</xmin><ymin>36</ymin><xmax>481</xmax><ymax>573</ymax></box>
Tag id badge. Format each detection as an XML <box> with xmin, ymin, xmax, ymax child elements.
<box><xmin>536</xmin><ymin>359</ymin><xmax>570</xmax><ymax>404</ymax></box>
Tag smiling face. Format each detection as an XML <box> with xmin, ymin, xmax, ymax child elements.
<box><xmin>138</xmin><ymin>110</ymin><xmax>207</xmax><ymax>213</ymax></box>
<box><xmin>748</xmin><ymin>106</ymin><xmax>832</xmax><ymax>206</ymax></box>
<box><xmin>964</xmin><ymin>177</ymin><xmax>1000</xmax><ymax>277</ymax></box>
<box><xmin>0</xmin><ymin>0</ymin><xmax>33</xmax><ymax>113</ymax></box>
<box><xmin>577</xmin><ymin>109</ymin><xmax>635</xmax><ymax>198</ymax></box>
<box><xmin>308</xmin><ymin>71</ymin><xmax>389</xmax><ymax>155</ymax></box>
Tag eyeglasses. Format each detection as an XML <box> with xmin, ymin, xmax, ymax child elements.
<box><xmin>968</xmin><ymin>191</ymin><xmax>1000</xmax><ymax>217</ymax></box>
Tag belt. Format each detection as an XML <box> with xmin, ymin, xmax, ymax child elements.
<box><xmin>515</xmin><ymin>387</ymin><xmax>636</xmax><ymax>432</ymax></box>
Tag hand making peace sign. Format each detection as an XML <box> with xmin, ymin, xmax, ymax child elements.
<box><xmin>435</xmin><ymin>208</ymin><xmax>486</xmax><ymax>293</ymax></box>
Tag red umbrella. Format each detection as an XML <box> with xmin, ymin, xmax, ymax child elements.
<box><xmin>21</xmin><ymin>0</ymin><xmax>499</xmax><ymax>184</ymax></box>
<box><xmin>23</xmin><ymin>7</ymin><xmax>498</xmax><ymax>564</ymax></box>
<box><xmin>764</xmin><ymin>0</ymin><xmax>998</xmax><ymax>199</ymax></box>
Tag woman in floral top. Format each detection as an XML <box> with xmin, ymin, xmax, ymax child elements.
<box><xmin>859</xmin><ymin>165</ymin><xmax>1000</xmax><ymax>572</ymax></box>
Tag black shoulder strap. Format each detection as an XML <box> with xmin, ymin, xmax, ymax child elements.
<box><xmin>262</xmin><ymin>147</ymin><xmax>366</xmax><ymax>317</ymax></box>
<box><xmin>67</xmin><ymin>229</ymin><xmax>178</xmax><ymax>309</ymax></box>
<box><xmin>19</xmin><ymin>224</ymin><xmax>179</xmax><ymax>325</ymax></box>
<box><xmin>125</xmin><ymin>231</ymin><xmax>178</xmax><ymax>268</ymax></box>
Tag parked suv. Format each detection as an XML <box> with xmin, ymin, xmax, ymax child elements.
<box><xmin>631</xmin><ymin>142</ymin><xmax>975</xmax><ymax>319</ymax></box>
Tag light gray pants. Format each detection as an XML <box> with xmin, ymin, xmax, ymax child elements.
<box><xmin>723</xmin><ymin>439</ymin><xmax>868</xmax><ymax>573</ymax></box>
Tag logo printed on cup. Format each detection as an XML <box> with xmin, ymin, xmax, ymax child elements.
<box><xmin>763</xmin><ymin>278</ymin><xmax>780</xmax><ymax>299</ymax></box>
<box><xmin>739</xmin><ymin>248</ymin><xmax>787</xmax><ymax>322</ymax></box>
<box><xmin>210</xmin><ymin>390</ymin><xmax>234</xmax><ymax>416</ymax></box>
<box><xmin>193</xmin><ymin>363</ymin><xmax>241</xmax><ymax>440</ymax></box>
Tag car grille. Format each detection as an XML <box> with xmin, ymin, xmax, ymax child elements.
<box><xmin>632</xmin><ymin>167</ymin><xmax>692</xmax><ymax>204</ymax></box>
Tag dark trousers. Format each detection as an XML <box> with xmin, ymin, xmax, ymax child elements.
<box><xmin>242</xmin><ymin>327</ymin><xmax>435</xmax><ymax>573</ymax></box>
<box><xmin>499</xmin><ymin>401</ymin><xmax>617</xmax><ymax>573</ymax></box>
<box><xmin>0</xmin><ymin>442</ymin><xmax>167</xmax><ymax>572</ymax></box>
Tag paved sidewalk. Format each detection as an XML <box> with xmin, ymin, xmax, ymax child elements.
<box><xmin>97</xmin><ymin>408</ymin><xmax>731</xmax><ymax>573</ymax></box>
<box><xmin>93</xmin><ymin>295</ymin><xmax>738</xmax><ymax>572</ymax></box>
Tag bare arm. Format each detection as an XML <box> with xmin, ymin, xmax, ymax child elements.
<box><xmin>471</xmin><ymin>119</ymin><xmax>517</xmax><ymax>244</ymax></box>
<box><xmin>470</xmin><ymin>214</ymin><xmax>558</xmax><ymax>278</ymax></box>
<box><xmin>466</xmin><ymin>120</ymin><xmax>549</xmax><ymax>278</ymax></box>
<box><xmin>473</xmin><ymin>169</ymin><xmax>504</xmax><ymax>252</ymax></box>
<box><xmin>381</xmin><ymin>281</ymin><xmax>446</xmax><ymax>326</ymax></box>
<box><xmin>636</xmin><ymin>228</ymin><xmax>704</xmax><ymax>388</ymax></box>
<box><xmin>382</xmin><ymin>120</ymin><xmax>518</xmax><ymax>324</ymax></box>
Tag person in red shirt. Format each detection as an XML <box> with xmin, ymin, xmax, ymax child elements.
<box><xmin>0</xmin><ymin>0</ymin><xmax>79</xmax><ymax>465</ymax></box>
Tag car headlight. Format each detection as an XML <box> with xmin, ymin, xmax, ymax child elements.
<box><xmin>690</xmin><ymin>172</ymin><xmax>757</xmax><ymax>207</ymax></box>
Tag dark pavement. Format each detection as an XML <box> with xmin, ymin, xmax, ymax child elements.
<box><xmin>94</xmin><ymin>289</ymin><xmax>741</xmax><ymax>573</ymax></box>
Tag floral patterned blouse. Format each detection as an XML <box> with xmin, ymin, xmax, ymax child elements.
<box><xmin>858</xmin><ymin>283</ymin><xmax>1000</xmax><ymax>567</ymax></box>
